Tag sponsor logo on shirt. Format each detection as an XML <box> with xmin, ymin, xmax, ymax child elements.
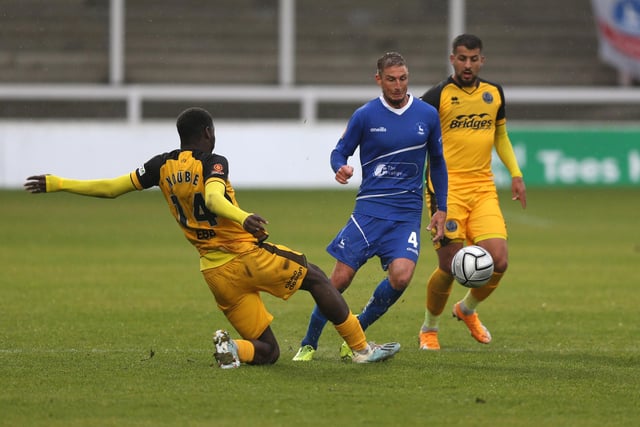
<box><xmin>137</xmin><ymin>165</ymin><xmax>146</xmax><ymax>176</ymax></box>
<box><xmin>449</xmin><ymin>113</ymin><xmax>493</xmax><ymax>130</ymax></box>
<box><xmin>373</xmin><ymin>162</ymin><xmax>417</xmax><ymax>179</ymax></box>
<box><xmin>370</xmin><ymin>126</ymin><xmax>387</xmax><ymax>133</ymax></box>
<box><xmin>285</xmin><ymin>266</ymin><xmax>304</xmax><ymax>290</ymax></box>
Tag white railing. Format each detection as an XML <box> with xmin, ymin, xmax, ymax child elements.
<box><xmin>4</xmin><ymin>0</ymin><xmax>638</xmax><ymax>124</ymax></box>
<box><xmin>1</xmin><ymin>84</ymin><xmax>640</xmax><ymax>124</ymax></box>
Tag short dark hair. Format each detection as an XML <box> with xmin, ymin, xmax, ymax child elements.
<box><xmin>176</xmin><ymin>107</ymin><xmax>213</xmax><ymax>144</ymax></box>
<box><xmin>452</xmin><ymin>34</ymin><xmax>483</xmax><ymax>52</ymax></box>
<box><xmin>376</xmin><ymin>52</ymin><xmax>407</xmax><ymax>75</ymax></box>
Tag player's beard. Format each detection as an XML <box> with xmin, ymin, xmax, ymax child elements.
<box><xmin>456</xmin><ymin>70</ymin><xmax>477</xmax><ymax>87</ymax></box>
<box><xmin>385</xmin><ymin>92</ymin><xmax>407</xmax><ymax>108</ymax></box>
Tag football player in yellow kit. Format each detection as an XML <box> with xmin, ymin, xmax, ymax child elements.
<box><xmin>25</xmin><ymin>107</ymin><xmax>401</xmax><ymax>367</ymax></box>
<box><xmin>418</xmin><ymin>34</ymin><xmax>527</xmax><ymax>350</ymax></box>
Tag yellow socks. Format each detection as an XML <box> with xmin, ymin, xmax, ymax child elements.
<box><xmin>422</xmin><ymin>268</ymin><xmax>454</xmax><ymax>330</ymax></box>
<box><xmin>234</xmin><ymin>339</ymin><xmax>255</xmax><ymax>363</ymax></box>
<box><xmin>335</xmin><ymin>312</ymin><xmax>368</xmax><ymax>352</ymax></box>
<box><xmin>465</xmin><ymin>271</ymin><xmax>504</xmax><ymax>310</ymax></box>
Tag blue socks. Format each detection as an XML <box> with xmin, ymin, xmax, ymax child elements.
<box><xmin>358</xmin><ymin>278</ymin><xmax>403</xmax><ymax>330</ymax></box>
<box><xmin>299</xmin><ymin>278</ymin><xmax>403</xmax><ymax>349</ymax></box>
<box><xmin>300</xmin><ymin>305</ymin><xmax>328</xmax><ymax>349</ymax></box>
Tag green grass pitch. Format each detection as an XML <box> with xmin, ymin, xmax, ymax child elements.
<box><xmin>1</xmin><ymin>187</ymin><xmax>639</xmax><ymax>426</ymax></box>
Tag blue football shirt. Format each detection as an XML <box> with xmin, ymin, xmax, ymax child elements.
<box><xmin>331</xmin><ymin>94</ymin><xmax>447</xmax><ymax>221</ymax></box>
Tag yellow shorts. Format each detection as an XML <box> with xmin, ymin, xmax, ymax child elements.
<box><xmin>201</xmin><ymin>242</ymin><xmax>308</xmax><ymax>340</ymax></box>
<box><xmin>428</xmin><ymin>188</ymin><xmax>507</xmax><ymax>250</ymax></box>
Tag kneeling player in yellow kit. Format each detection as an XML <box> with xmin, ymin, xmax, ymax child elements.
<box><xmin>25</xmin><ymin>107</ymin><xmax>401</xmax><ymax>368</ymax></box>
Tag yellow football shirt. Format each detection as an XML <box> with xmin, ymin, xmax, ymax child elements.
<box><xmin>422</xmin><ymin>77</ymin><xmax>506</xmax><ymax>192</ymax></box>
<box><xmin>130</xmin><ymin>149</ymin><xmax>258</xmax><ymax>270</ymax></box>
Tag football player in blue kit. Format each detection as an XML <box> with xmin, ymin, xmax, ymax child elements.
<box><xmin>293</xmin><ymin>52</ymin><xmax>449</xmax><ymax>361</ymax></box>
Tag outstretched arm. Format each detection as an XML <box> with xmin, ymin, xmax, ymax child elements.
<box><xmin>24</xmin><ymin>174</ymin><xmax>137</xmax><ymax>198</ymax></box>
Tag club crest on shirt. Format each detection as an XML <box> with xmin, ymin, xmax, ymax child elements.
<box><xmin>415</xmin><ymin>122</ymin><xmax>426</xmax><ymax>136</ymax></box>
<box><xmin>211</xmin><ymin>163</ymin><xmax>225</xmax><ymax>175</ymax></box>
<box><xmin>482</xmin><ymin>92</ymin><xmax>494</xmax><ymax>104</ymax></box>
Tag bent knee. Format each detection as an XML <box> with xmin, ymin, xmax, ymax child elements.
<box><xmin>388</xmin><ymin>275</ymin><xmax>412</xmax><ymax>291</ymax></box>
<box><xmin>265</xmin><ymin>347</ymin><xmax>280</xmax><ymax>365</ymax></box>
<box><xmin>493</xmin><ymin>258</ymin><xmax>508</xmax><ymax>273</ymax></box>
<box><xmin>253</xmin><ymin>345</ymin><xmax>280</xmax><ymax>365</ymax></box>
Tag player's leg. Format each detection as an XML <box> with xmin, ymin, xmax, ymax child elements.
<box><xmin>213</xmin><ymin>323</ymin><xmax>279</xmax><ymax>368</ymax></box>
<box><xmin>452</xmin><ymin>191</ymin><xmax>508</xmax><ymax>344</ymax></box>
<box><xmin>463</xmin><ymin>237</ymin><xmax>507</xmax><ymax>310</ymax></box>
<box><xmin>358</xmin><ymin>219</ymin><xmax>420</xmax><ymax>330</ymax></box>
<box><xmin>295</xmin><ymin>261</ymin><xmax>356</xmax><ymax>352</ymax></box>
<box><xmin>419</xmin><ymin>192</ymin><xmax>466</xmax><ymax>350</ymax></box>
<box><xmin>205</xmin><ymin>245</ymin><xmax>304</xmax><ymax>367</ymax></box>
<box><xmin>294</xmin><ymin>216</ymin><xmax>369</xmax><ymax>360</ymax></box>
<box><xmin>300</xmin><ymin>262</ymin><xmax>400</xmax><ymax>363</ymax></box>
<box><xmin>478</xmin><ymin>236</ymin><xmax>508</xmax><ymax>272</ymax></box>
<box><xmin>204</xmin><ymin>261</ymin><xmax>279</xmax><ymax>367</ymax></box>
<box><xmin>301</xmin><ymin>264</ymin><xmax>367</xmax><ymax>351</ymax></box>
<box><xmin>419</xmin><ymin>242</ymin><xmax>461</xmax><ymax>350</ymax></box>
<box><xmin>358</xmin><ymin>258</ymin><xmax>414</xmax><ymax>330</ymax></box>
<box><xmin>251</xmin><ymin>326</ymin><xmax>280</xmax><ymax>364</ymax></box>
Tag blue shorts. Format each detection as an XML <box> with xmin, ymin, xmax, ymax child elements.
<box><xmin>326</xmin><ymin>212</ymin><xmax>421</xmax><ymax>271</ymax></box>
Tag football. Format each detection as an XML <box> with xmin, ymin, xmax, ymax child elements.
<box><xmin>451</xmin><ymin>245</ymin><xmax>494</xmax><ymax>288</ymax></box>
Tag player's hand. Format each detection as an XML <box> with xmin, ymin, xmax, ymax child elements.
<box><xmin>243</xmin><ymin>213</ymin><xmax>269</xmax><ymax>242</ymax></box>
<box><xmin>511</xmin><ymin>176</ymin><xmax>527</xmax><ymax>209</ymax></box>
<box><xmin>427</xmin><ymin>210</ymin><xmax>446</xmax><ymax>242</ymax></box>
<box><xmin>335</xmin><ymin>165</ymin><xmax>354</xmax><ymax>185</ymax></box>
<box><xmin>24</xmin><ymin>175</ymin><xmax>48</xmax><ymax>193</ymax></box>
